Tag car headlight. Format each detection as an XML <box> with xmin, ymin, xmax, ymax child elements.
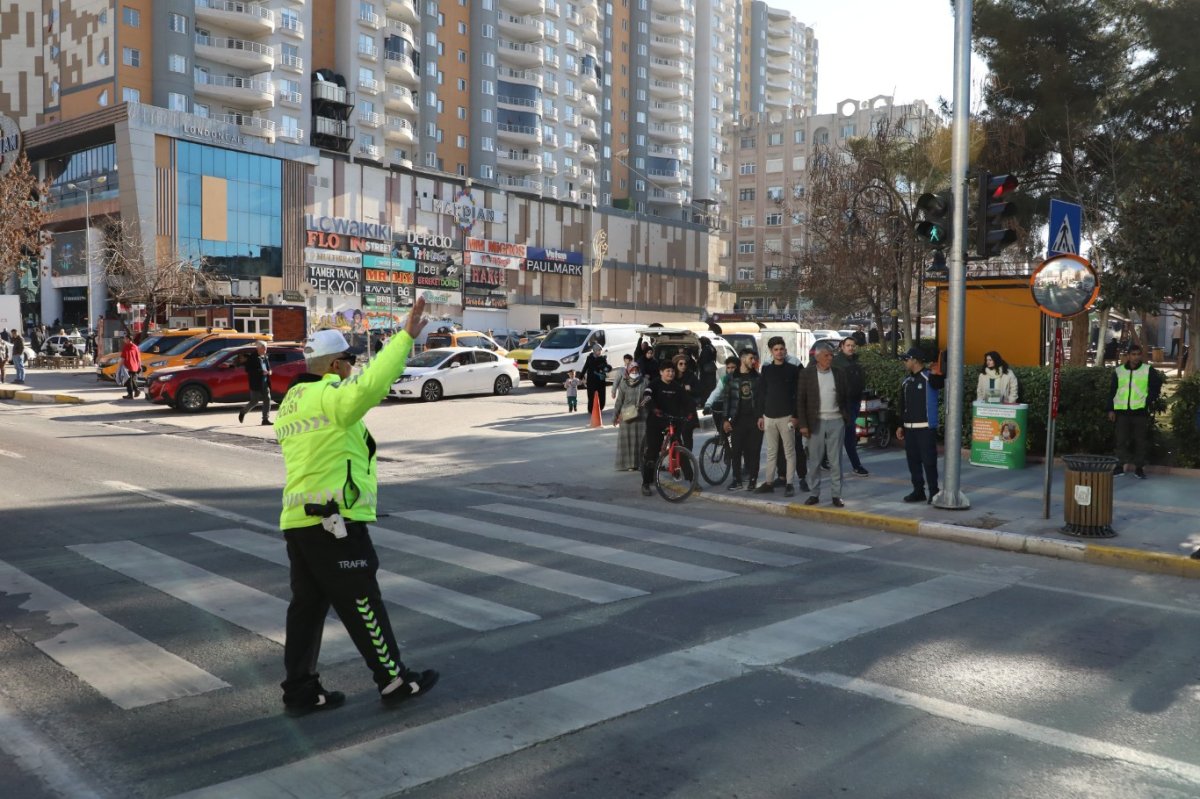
<box><xmin>157</xmin><ymin>374</ymin><xmax>175</xmax><ymax>382</ymax></box>
<box><xmin>560</xmin><ymin>354</ymin><xmax>579</xmax><ymax>365</ymax></box>
<box><xmin>396</xmin><ymin>375</ymin><xmax>417</xmax><ymax>383</ymax></box>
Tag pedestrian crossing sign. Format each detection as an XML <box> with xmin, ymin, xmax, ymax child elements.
<box><xmin>1047</xmin><ymin>199</ymin><xmax>1083</xmax><ymax>258</ymax></box>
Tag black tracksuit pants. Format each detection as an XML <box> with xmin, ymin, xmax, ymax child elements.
<box><xmin>281</xmin><ymin>522</ymin><xmax>406</xmax><ymax>703</ymax></box>
<box><xmin>586</xmin><ymin>383</ymin><xmax>606</xmax><ymax>413</ymax></box>
<box><xmin>904</xmin><ymin>426</ymin><xmax>939</xmax><ymax>493</ymax></box>
<box><xmin>730</xmin><ymin>414</ymin><xmax>762</xmax><ymax>481</ymax></box>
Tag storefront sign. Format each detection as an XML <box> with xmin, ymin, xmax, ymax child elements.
<box><xmin>464</xmin><ymin>294</ymin><xmax>508</xmax><ymax>309</ymax></box>
<box><xmin>306</xmin><ymin>248</ymin><xmax>362</xmax><ymax>268</ymax></box>
<box><xmin>0</xmin><ymin>113</ymin><xmax>21</xmax><ymax>178</ymax></box>
<box><xmin>466</xmin><ymin>251</ymin><xmax>523</xmax><ymax>270</ymax></box>
<box><xmin>524</xmin><ymin>259</ymin><xmax>584</xmax><ymax>277</ymax></box>
<box><xmin>426</xmin><ymin>190</ymin><xmax>505</xmax><ymax>227</ymax></box>
<box><xmin>970</xmin><ymin>402</ymin><xmax>1028</xmax><ymax>470</ymax></box>
<box><xmin>349</xmin><ymin>237</ymin><xmax>391</xmax><ymax>255</ymax></box>
<box><xmin>306</xmin><ymin>264</ymin><xmax>361</xmax><ymax>295</ymax></box>
<box><xmin>465</xmin><ymin>237</ymin><xmax>526</xmax><ymax>258</ymax></box>
<box><xmin>415</xmin><ymin>288</ymin><xmax>462</xmax><ymax>306</ymax></box>
<box><xmin>363</xmin><ymin>268</ymin><xmax>414</xmax><ymax>286</ymax></box>
<box><xmin>414</xmin><ymin>261</ymin><xmax>462</xmax><ymax>290</ymax></box>
<box><xmin>363</xmin><ymin>254</ymin><xmax>415</xmax><ymax>271</ymax></box>
<box><xmin>397</xmin><ymin>231</ymin><xmax>455</xmax><ymax>249</ymax></box>
<box><xmin>466</xmin><ymin>266</ymin><xmax>506</xmax><ymax>288</ymax></box>
<box><xmin>305</xmin><ymin>214</ymin><xmax>393</xmax><ymax>241</ymax></box>
<box><xmin>526</xmin><ymin>246</ymin><xmax>584</xmax><ymax>265</ymax></box>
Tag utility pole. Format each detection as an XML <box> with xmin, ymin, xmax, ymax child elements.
<box><xmin>933</xmin><ymin>0</ymin><xmax>972</xmax><ymax>510</ymax></box>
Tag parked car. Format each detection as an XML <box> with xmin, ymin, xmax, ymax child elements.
<box><xmin>141</xmin><ymin>330</ymin><xmax>272</xmax><ymax>379</ymax></box>
<box><xmin>144</xmin><ymin>343</ymin><xmax>306</xmax><ymax>412</ymax></box>
<box><xmin>96</xmin><ymin>328</ymin><xmax>212</xmax><ymax>381</ymax></box>
<box><xmin>40</xmin><ymin>333</ymin><xmax>87</xmax><ymax>357</ymax></box>
<box><xmin>506</xmin><ymin>333</ymin><xmax>547</xmax><ymax>377</ymax></box>
<box><xmin>811</xmin><ymin>329</ymin><xmax>840</xmax><ymax>341</ymax></box>
<box><xmin>421</xmin><ymin>328</ymin><xmax>509</xmax><ymax>357</ymax></box>
<box><xmin>528</xmin><ymin>323</ymin><xmax>642</xmax><ymax>386</ymax></box>
<box><xmin>389</xmin><ymin>347</ymin><xmax>519</xmax><ymax>401</ymax></box>
<box><xmin>491</xmin><ymin>332</ymin><xmax>525</xmax><ymax>351</ymax></box>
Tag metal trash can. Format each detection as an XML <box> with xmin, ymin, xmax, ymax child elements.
<box><xmin>1062</xmin><ymin>454</ymin><xmax>1119</xmax><ymax>538</ymax></box>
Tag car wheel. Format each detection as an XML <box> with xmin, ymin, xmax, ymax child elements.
<box><xmin>421</xmin><ymin>380</ymin><xmax>443</xmax><ymax>402</ymax></box>
<box><xmin>532</xmin><ymin>379</ymin><xmax>547</xmax><ymax>388</ymax></box>
<box><xmin>176</xmin><ymin>384</ymin><xmax>210</xmax><ymax>412</ymax></box>
<box><xmin>493</xmin><ymin>374</ymin><xmax>513</xmax><ymax>395</ymax></box>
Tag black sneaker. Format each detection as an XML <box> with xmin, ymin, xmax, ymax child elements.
<box><xmin>754</xmin><ymin>483</ymin><xmax>775</xmax><ymax>494</ymax></box>
<box><xmin>381</xmin><ymin>669</ymin><xmax>440</xmax><ymax>708</ymax></box>
<box><xmin>903</xmin><ymin>490</ymin><xmax>926</xmax><ymax>503</ymax></box>
<box><xmin>820</xmin><ymin>459</ymin><xmax>831</xmax><ymax>470</ymax></box>
<box><xmin>1134</xmin><ymin>468</ymin><xmax>1147</xmax><ymax>480</ymax></box>
<box><xmin>238</xmin><ymin>409</ymin><xmax>246</xmax><ymax>424</ymax></box>
<box><xmin>798</xmin><ymin>479</ymin><xmax>810</xmax><ymax>494</ymax></box>
<box><xmin>746</xmin><ymin>479</ymin><xmax>757</xmax><ymax>491</ymax></box>
<box><xmin>927</xmin><ymin>488</ymin><xmax>939</xmax><ymax>505</ymax></box>
<box><xmin>284</xmin><ymin>688</ymin><xmax>346</xmax><ymax>718</ymax></box>
<box><xmin>783</xmin><ymin>485</ymin><xmax>795</xmax><ymax>497</ymax></box>
<box><xmin>831</xmin><ymin>498</ymin><xmax>845</xmax><ymax>508</ymax></box>
<box><xmin>1113</xmin><ymin>466</ymin><xmax>1124</xmax><ymax>477</ymax></box>
<box><xmin>804</xmin><ymin>495</ymin><xmax>820</xmax><ymax>506</ymax></box>
<box><xmin>773</xmin><ymin>476</ymin><xmax>786</xmax><ymax>488</ymax></box>
<box><xmin>853</xmin><ymin>467</ymin><xmax>870</xmax><ymax>476</ymax></box>
<box><xmin>727</xmin><ymin>481</ymin><xmax>743</xmax><ymax>491</ymax></box>
<box><xmin>641</xmin><ymin>484</ymin><xmax>652</xmax><ymax>496</ymax></box>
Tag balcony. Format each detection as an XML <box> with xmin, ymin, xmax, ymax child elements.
<box><xmin>193</xmin><ymin>35</ymin><xmax>274</xmax><ymax>70</ymax></box>
<box><xmin>497</xmin><ymin>121</ymin><xmax>541</xmax><ymax>145</ymax></box>
<box><xmin>544</xmin><ymin>78</ymin><xmax>560</xmax><ymax>94</ymax></box>
<box><xmin>581</xmin><ymin>167</ymin><xmax>596</xmax><ymax>184</ymax></box>
<box><xmin>579</xmin><ymin>143</ymin><xmax>597</xmax><ymax>164</ymax></box>
<box><xmin>358</xmin><ymin>42</ymin><xmax>379</xmax><ymax>60</ymax></box>
<box><xmin>312</xmin><ymin>80</ymin><xmax>352</xmax><ymax>107</ymax></box>
<box><xmin>650</xmin><ymin>12</ymin><xmax>689</xmax><ymax>34</ymax></box>
<box><xmin>498</xmin><ymin>67</ymin><xmax>543</xmax><ymax>88</ymax></box>
<box><xmin>385</xmin><ymin>51</ymin><xmax>419</xmax><ymax>85</ymax></box>
<box><xmin>277</xmin><ymin>126</ymin><xmax>304</xmax><ymax>142</ymax></box>
<box><xmin>358</xmin><ymin>9</ymin><xmax>381</xmax><ymax>28</ymax></box>
<box><xmin>194</xmin><ymin>74</ymin><xmax>275</xmax><ymax>108</ymax></box>
<box><xmin>358</xmin><ymin>110</ymin><xmax>382</xmax><ymax>128</ymax></box>
<box><xmin>577</xmin><ymin>0</ymin><xmax>598</xmax><ymax>15</ymax></box>
<box><xmin>650</xmin><ymin>100</ymin><xmax>686</xmax><ymax>120</ymax></box>
<box><xmin>496</xmin><ymin>93</ymin><xmax>539</xmax><ymax>111</ymax></box>
<box><xmin>213</xmin><ymin>112</ymin><xmax>275</xmax><ymax>139</ymax></box>
<box><xmin>193</xmin><ymin>0</ymin><xmax>274</xmax><ymax>35</ymax></box>
<box><xmin>497</xmin><ymin>150</ymin><xmax>543</xmax><ymax>173</ymax></box>
<box><xmin>544</xmin><ymin>104</ymin><xmax>558</xmax><ymax>121</ymax></box>
<box><xmin>505</xmin><ymin>0</ymin><xmax>543</xmax><ymax>14</ymax></box>
<box><xmin>385</xmin><ymin>83</ymin><xmax>416</xmax><ymax>113</ymax></box>
<box><xmin>563</xmin><ymin>164</ymin><xmax>579</xmax><ymax>179</ymax></box>
<box><xmin>651</xmin><ymin>56</ymin><xmax>687</xmax><ymax>78</ymax></box>
<box><xmin>647</xmin><ymin>167</ymin><xmax>683</xmax><ymax>185</ymax></box>
<box><xmin>278</xmin><ymin>88</ymin><xmax>302</xmax><ymax>107</ymax></box>
<box><xmin>651</xmin><ymin>34</ymin><xmax>686</xmax><ymax>56</ymax></box>
<box><xmin>387</xmin><ymin>0</ymin><xmax>418</xmax><ymax>24</ymax></box>
<box><xmin>579</xmin><ymin>94</ymin><xmax>600</xmax><ymax>117</ymax></box>
<box><xmin>651</xmin><ymin>0</ymin><xmax>691</xmax><ymax>13</ymax></box>
<box><xmin>649</xmin><ymin>121</ymin><xmax>684</xmax><ymax>141</ymax></box>
<box><xmin>391</xmin><ymin>148</ymin><xmax>413</xmax><ymax>168</ymax></box>
<box><xmin>767</xmin><ymin>40</ymin><xmax>790</xmax><ymax>58</ymax></box>
<box><xmin>278</xmin><ymin>53</ymin><xmax>304</xmax><ymax>72</ymax></box>
<box><xmin>650</xmin><ymin>78</ymin><xmax>685</xmax><ymax>98</ymax></box>
<box><xmin>581</xmin><ymin>70</ymin><xmax>599</xmax><ymax>93</ymax></box>
<box><xmin>384</xmin><ymin>115</ymin><xmax>415</xmax><ymax>143</ymax></box>
<box><xmin>649</xmin><ymin>187</ymin><xmax>685</xmax><ymax>204</ymax></box>
<box><xmin>545</xmin><ymin>0</ymin><xmax>560</xmax><ymax>15</ymax></box>
<box><xmin>279</xmin><ymin>15</ymin><xmax>304</xmax><ymax>37</ymax></box>
<box><xmin>542</xmin><ymin>159</ymin><xmax>558</xmax><ymax>175</ymax></box>
<box><xmin>314</xmin><ymin>116</ymin><xmax>353</xmax><ymax>141</ymax></box>
<box><xmin>497</xmin><ymin>38</ymin><xmax>543</xmax><ymax>67</ymax></box>
<box><xmin>357</xmin><ymin>76</ymin><xmax>381</xmax><ymax>95</ymax></box>
<box><xmin>578</xmin><ymin>118</ymin><xmax>599</xmax><ymax>140</ymax></box>
<box><xmin>357</xmin><ymin>141</ymin><xmax>383</xmax><ymax>160</ymax></box>
<box><xmin>498</xmin><ymin>174</ymin><xmax>543</xmax><ymax>194</ymax></box>
<box><xmin>386</xmin><ymin>18</ymin><xmax>415</xmax><ymax>41</ymax></box>
<box><xmin>498</xmin><ymin>13</ymin><xmax>544</xmax><ymax>40</ymax></box>
<box><xmin>580</xmin><ymin>20</ymin><xmax>601</xmax><ymax>44</ymax></box>
<box><xmin>648</xmin><ymin>142</ymin><xmax>684</xmax><ymax>158</ymax></box>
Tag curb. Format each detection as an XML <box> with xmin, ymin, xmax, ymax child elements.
<box><xmin>697</xmin><ymin>490</ymin><xmax>1200</xmax><ymax>581</ymax></box>
<box><xmin>0</xmin><ymin>388</ymin><xmax>86</xmax><ymax>405</ymax></box>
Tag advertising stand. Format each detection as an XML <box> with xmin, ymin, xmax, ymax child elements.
<box><xmin>969</xmin><ymin>401</ymin><xmax>1028</xmax><ymax>469</ymax></box>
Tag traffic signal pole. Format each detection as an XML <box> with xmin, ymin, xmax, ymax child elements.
<box><xmin>933</xmin><ymin>0</ymin><xmax>972</xmax><ymax>511</ymax></box>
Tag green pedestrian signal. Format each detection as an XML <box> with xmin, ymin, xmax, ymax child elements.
<box><xmin>914</xmin><ymin>190</ymin><xmax>953</xmax><ymax>248</ymax></box>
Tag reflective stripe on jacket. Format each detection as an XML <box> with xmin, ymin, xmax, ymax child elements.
<box><xmin>1113</xmin><ymin>363</ymin><xmax>1149</xmax><ymax>411</ymax></box>
<box><xmin>275</xmin><ymin>331</ymin><xmax>414</xmax><ymax>530</ymax></box>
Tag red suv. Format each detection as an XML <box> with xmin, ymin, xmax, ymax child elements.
<box><xmin>145</xmin><ymin>343</ymin><xmax>307</xmax><ymax>412</ymax></box>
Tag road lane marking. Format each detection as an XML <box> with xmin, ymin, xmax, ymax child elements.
<box><xmin>103</xmin><ymin>481</ymin><xmax>277</xmax><ymax>533</ymax></box>
<box><xmin>401</xmin><ymin>510</ymin><xmax>738</xmax><ymax>583</ymax></box>
<box><xmin>0</xmin><ymin>448</ymin><xmax>24</xmax><ymax>459</ymax></box>
<box><xmin>0</xmin><ymin>559</ymin><xmax>228</xmax><ymax>710</ymax></box>
<box><xmin>784</xmin><ymin>668</ymin><xmax>1200</xmax><ymax>787</ymax></box>
<box><xmin>369</xmin><ymin>526</ymin><xmax>647</xmax><ymax>604</ymax></box>
<box><xmin>479</xmin><ymin>503</ymin><xmax>806</xmax><ymax>568</ymax></box>
<box><xmin>552</xmin><ymin>497</ymin><xmax>870</xmax><ymax>553</ymax></box>
<box><xmin>68</xmin><ymin>541</ymin><xmax>357</xmax><ymax>662</ymax></box>
<box><xmin>193</xmin><ymin>529</ymin><xmax>538</xmax><ymax>631</ymax></box>
<box><xmin>0</xmin><ymin>692</ymin><xmax>103</xmax><ymax>799</ymax></box>
<box><xmin>171</xmin><ymin>572</ymin><xmax>1012</xmax><ymax>799</ymax></box>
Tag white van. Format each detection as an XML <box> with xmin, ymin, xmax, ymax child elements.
<box><xmin>706</xmin><ymin>321</ymin><xmax>815</xmax><ymax>366</ymax></box>
<box><xmin>527</xmin><ymin>323</ymin><xmax>642</xmax><ymax>387</ymax></box>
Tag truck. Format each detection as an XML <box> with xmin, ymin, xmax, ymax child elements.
<box><xmin>0</xmin><ymin>295</ymin><xmax>21</xmax><ymax>335</ymax></box>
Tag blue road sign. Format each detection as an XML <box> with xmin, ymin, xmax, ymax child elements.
<box><xmin>1047</xmin><ymin>199</ymin><xmax>1083</xmax><ymax>258</ymax></box>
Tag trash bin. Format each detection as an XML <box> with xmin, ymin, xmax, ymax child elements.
<box><xmin>1061</xmin><ymin>454</ymin><xmax>1119</xmax><ymax>538</ymax></box>
<box><xmin>1152</xmin><ymin>346</ymin><xmax>1165</xmax><ymax>363</ymax></box>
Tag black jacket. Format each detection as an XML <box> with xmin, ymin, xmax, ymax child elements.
<box><xmin>1107</xmin><ymin>362</ymin><xmax>1163</xmax><ymax>415</ymax></box>
<box><xmin>832</xmin><ymin>351</ymin><xmax>866</xmax><ymax>404</ymax></box>
<box><xmin>642</xmin><ymin>377</ymin><xmax>695</xmax><ymax>420</ymax></box>
<box><xmin>579</xmin><ymin>353</ymin><xmax>611</xmax><ymax>388</ymax></box>
<box><xmin>721</xmin><ymin>369</ymin><xmax>759</xmax><ymax>423</ymax></box>
<box><xmin>795</xmin><ymin>365</ymin><xmax>852</xmax><ymax>435</ymax></box>
<box><xmin>755</xmin><ymin>360</ymin><xmax>799</xmax><ymax>418</ymax></box>
<box><xmin>243</xmin><ymin>352</ymin><xmax>270</xmax><ymax>385</ymax></box>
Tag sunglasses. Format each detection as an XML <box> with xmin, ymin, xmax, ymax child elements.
<box><xmin>334</xmin><ymin>353</ymin><xmax>357</xmax><ymax>366</ymax></box>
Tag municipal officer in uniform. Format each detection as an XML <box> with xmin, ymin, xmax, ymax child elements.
<box><xmin>1107</xmin><ymin>343</ymin><xmax>1163</xmax><ymax>479</ymax></box>
<box><xmin>896</xmin><ymin>347</ymin><xmax>944</xmax><ymax>504</ymax></box>
<box><xmin>274</xmin><ymin>296</ymin><xmax>438</xmax><ymax>716</ymax></box>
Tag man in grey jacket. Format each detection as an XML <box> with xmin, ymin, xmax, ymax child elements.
<box><xmin>795</xmin><ymin>342</ymin><xmax>852</xmax><ymax>507</ymax></box>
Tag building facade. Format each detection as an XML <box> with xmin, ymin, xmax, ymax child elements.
<box><xmin>718</xmin><ymin>96</ymin><xmax>935</xmax><ymax>318</ymax></box>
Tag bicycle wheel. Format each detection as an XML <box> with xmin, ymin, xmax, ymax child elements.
<box><xmin>698</xmin><ymin>436</ymin><xmax>731</xmax><ymax>485</ymax></box>
<box><xmin>656</xmin><ymin>446</ymin><xmax>700</xmax><ymax>502</ymax></box>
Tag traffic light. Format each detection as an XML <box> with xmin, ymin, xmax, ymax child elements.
<box><xmin>976</xmin><ymin>173</ymin><xmax>1019</xmax><ymax>258</ymax></box>
<box><xmin>914</xmin><ymin>190</ymin><xmax>953</xmax><ymax>248</ymax></box>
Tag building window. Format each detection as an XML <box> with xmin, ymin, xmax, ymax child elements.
<box><xmin>168</xmin><ymin>54</ymin><xmax>187</xmax><ymax>73</ymax></box>
<box><xmin>792</xmin><ymin>155</ymin><xmax>806</xmax><ymax>171</ymax></box>
<box><xmin>739</xmin><ymin>162</ymin><xmax>755</xmax><ymax>175</ymax></box>
<box><xmin>122</xmin><ymin>47</ymin><xmax>140</xmax><ymax>67</ymax></box>
<box><xmin>765</xmin><ymin>158</ymin><xmax>783</xmax><ymax>173</ymax></box>
<box><xmin>122</xmin><ymin>5</ymin><xmax>140</xmax><ymax>27</ymax></box>
<box><xmin>457</xmin><ymin>134</ymin><xmax>467</xmax><ymax>148</ymax></box>
<box><xmin>98</xmin><ymin>89</ymin><xmax>109</xmax><ymax>106</ymax></box>
<box><xmin>738</xmin><ymin>188</ymin><xmax>755</xmax><ymax>202</ymax></box>
<box><xmin>480</xmin><ymin>165</ymin><xmax>494</xmax><ymax>179</ymax></box>
<box><xmin>766</xmin><ymin>266</ymin><xmax>782</xmax><ymax>280</ymax></box>
<box><xmin>194</xmin><ymin>103</ymin><xmax>209</xmax><ymax>117</ymax></box>
<box><xmin>739</xmin><ymin>215</ymin><xmax>753</xmax><ymax>228</ymax></box>
<box><xmin>481</xmin><ymin>137</ymin><xmax>494</xmax><ymax>151</ymax></box>
<box><xmin>168</xmin><ymin>12</ymin><xmax>188</xmax><ymax>33</ymax></box>
<box><xmin>457</xmin><ymin>106</ymin><xmax>466</xmax><ymax>119</ymax></box>
<box><xmin>841</xmin><ymin>124</ymin><xmax>856</xmax><ymax>138</ymax></box>
<box><xmin>766</xmin><ymin>213</ymin><xmax>783</xmax><ymax>226</ymax></box>
<box><xmin>737</xmin><ymin>267</ymin><xmax>754</xmax><ymax>281</ymax></box>
<box><xmin>122</xmin><ymin>87</ymin><xmax>140</xmax><ymax>103</ymax></box>
<box><xmin>794</xmin><ymin>129</ymin><xmax>805</xmax><ymax>144</ymax></box>
<box><xmin>793</xmin><ymin>185</ymin><xmax>806</xmax><ymax>199</ymax></box>
<box><xmin>458</xmin><ymin>21</ymin><xmax>467</xmax><ymax>33</ymax></box>
<box><xmin>481</xmin><ymin>79</ymin><xmax>494</xmax><ymax>95</ymax></box>
<box><xmin>768</xmin><ymin>132</ymin><xmax>782</xmax><ymax>146</ymax></box>
<box><xmin>168</xmin><ymin>92</ymin><xmax>188</xmax><ymax>112</ymax></box>
<box><xmin>738</xmin><ymin>241</ymin><xmax>755</xmax><ymax>255</ymax></box>
<box><xmin>740</xmin><ymin>135</ymin><xmax>755</xmax><ymax>149</ymax></box>
<box><xmin>281</xmin><ymin>115</ymin><xmax>299</xmax><ymax>137</ymax></box>
<box><xmin>767</xmin><ymin>186</ymin><xmax>784</xmax><ymax>201</ymax></box>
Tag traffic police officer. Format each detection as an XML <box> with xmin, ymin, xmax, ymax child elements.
<box><xmin>896</xmin><ymin>347</ymin><xmax>944</xmax><ymax>504</ymax></box>
<box><xmin>1107</xmin><ymin>343</ymin><xmax>1163</xmax><ymax>478</ymax></box>
<box><xmin>275</xmin><ymin>296</ymin><xmax>438</xmax><ymax>716</ymax></box>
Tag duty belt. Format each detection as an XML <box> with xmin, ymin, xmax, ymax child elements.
<box><xmin>903</xmin><ymin>422</ymin><xmax>930</xmax><ymax>429</ymax></box>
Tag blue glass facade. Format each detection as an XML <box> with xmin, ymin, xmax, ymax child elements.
<box><xmin>177</xmin><ymin>141</ymin><xmax>283</xmax><ymax>278</ymax></box>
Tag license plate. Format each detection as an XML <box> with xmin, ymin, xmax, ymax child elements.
<box><xmin>533</xmin><ymin>370</ymin><xmax>550</xmax><ymax>375</ymax></box>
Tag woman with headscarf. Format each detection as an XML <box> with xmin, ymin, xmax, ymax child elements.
<box><xmin>976</xmin><ymin>350</ymin><xmax>1018</xmax><ymax>403</ymax></box>
<box><xmin>611</xmin><ymin>362</ymin><xmax>647</xmax><ymax>470</ymax></box>
<box><xmin>635</xmin><ymin>338</ymin><xmax>657</xmax><ymax>379</ymax></box>
<box><xmin>578</xmin><ymin>342</ymin><xmax>612</xmax><ymax>416</ymax></box>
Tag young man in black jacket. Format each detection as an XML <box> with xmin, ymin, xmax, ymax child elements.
<box><xmin>640</xmin><ymin>361</ymin><xmax>696</xmax><ymax>495</ymax></box>
<box><xmin>754</xmin><ymin>336</ymin><xmax>800</xmax><ymax>497</ymax></box>
<box><xmin>833</xmin><ymin>337</ymin><xmax>870</xmax><ymax>476</ymax></box>
<box><xmin>720</xmin><ymin>348</ymin><xmax>763</xmax><ymax>490</ymax></box>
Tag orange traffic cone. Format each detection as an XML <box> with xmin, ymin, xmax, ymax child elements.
<box><xmin>590</xmin><ymin>394</ymin><xmax>602</xmax><ymax>428</ymax></box>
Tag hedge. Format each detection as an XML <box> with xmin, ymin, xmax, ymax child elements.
<box><xmin>855</xmin><ymin>345</ymin><xmax>1169</xmax><ymax>460</ymax></box>
<box><xmin>1167</xmin><ymin>374</ymin><xmax>1200</xmax><ymax>467</ymax></box>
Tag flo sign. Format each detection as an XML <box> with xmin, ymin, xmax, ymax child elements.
<box><xmin>0</xmin><ymin>113</ymin><xmax>21</xmax><ymax>178</ymax></box>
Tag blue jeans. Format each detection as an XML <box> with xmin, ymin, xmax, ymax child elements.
<box><xmin>842</xmin><ymin>400</ymin><xmax>864</xmax><ymax>470</ymax></box>
<box><xmin>14</xmin><ymin>353</ymin><xmax>25</xmax><ymax>382</ymax></box>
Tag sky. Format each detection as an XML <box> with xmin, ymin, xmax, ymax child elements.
<box><xmin>776</xmin><ymin>0</ymin><xmax>987</xmax><ymax>115</ymax></box>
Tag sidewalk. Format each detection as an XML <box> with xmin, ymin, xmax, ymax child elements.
<box><xmin>699</xmin><ymin>440</ymin><xmax>1200</xmax><ymax>579</ymax></box>
<box><xmin>0</xmin><ymin>367</ymin><xmax>110</xmax><ymax>404</ymax></box>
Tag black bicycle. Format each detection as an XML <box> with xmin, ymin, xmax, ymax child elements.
<box><xmin>698</xmin><ymin>428</ymin><xmax>732</xmax><ymax>486</ymax></box>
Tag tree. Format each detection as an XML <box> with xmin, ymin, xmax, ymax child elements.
<box><xmin>101</xmin><ymin>220</ymin><xmax>219</xmax><ymax>330</ymax></box>
<box><xmin>0</xmin><ymin>153</ymin><xmax>51</xmax><ymax>286</ymax></box>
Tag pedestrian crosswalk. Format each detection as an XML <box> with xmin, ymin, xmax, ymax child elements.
<box><xmin>0</xmin><ymin>495</ymin><xmax>869</xmax><ymax>713</ymax></box>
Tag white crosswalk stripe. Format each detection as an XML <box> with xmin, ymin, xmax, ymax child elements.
<box><xmin>553</xmin><ymin>497</ymin><xmax>871</xmax><ymax>553</ymax></box>
<box><xmin>477</xmin><ymin>503</ymin><xmax>807</xmax><ymax>568</ymax></box>
<box><xmin>0</xmin><ymin>558</ymin><xmax>229</xmax><ymax>710</ymax></box>
<box><xmin>192</xmin><ymin>528</ymin><xmax>540</xmax><ymax>631</ymax></box>
<box><xmin>69</xmin><ymin>541</ymin><xmax>359</xmax><ymax>662</ymax></box>
<box><xmin>400</xmin><ymin>509</ymin><xmax>739</xmax><ymax>582</ymax></box>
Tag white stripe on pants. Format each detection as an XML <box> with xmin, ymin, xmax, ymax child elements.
<box><xmin>762</xmin><ymin>416</ymin><xmax>796</xmax><ymax>484</ymax></box>
<box><xmin>807</xmin><ymin>418</ymin><xmax>845</xmax><ymax>499</ymax></box>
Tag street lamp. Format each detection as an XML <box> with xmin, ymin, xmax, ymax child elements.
<box><xmin>66</xmin><ymin>175</ymin><xmax>107</xmax><ymax>330</ymax></box>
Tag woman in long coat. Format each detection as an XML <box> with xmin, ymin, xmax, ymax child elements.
<box><xmin>611</xmin><ymin>364</ymin><xmax>647</xmax><ymax>471</ymax></box>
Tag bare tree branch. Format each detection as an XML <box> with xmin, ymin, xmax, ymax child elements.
<box><xmin>0</xmin><ymin>154</ymin><xmax>52</xmax><ymax>286</ymax></box>
<box><xmin>101</xmin><ymin>219</ymin><xmax>218</xmax><ymax>329</ymax></box>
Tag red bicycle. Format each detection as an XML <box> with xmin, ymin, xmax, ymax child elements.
<box><xmin>654</xmin><ymin>415</ymin><xmax>699</xmax><ymax>502</ymax></box>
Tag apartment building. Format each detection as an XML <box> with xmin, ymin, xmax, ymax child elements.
<box><xmin>718</xmin><ymin>96</ymin><xmax>935</xmax><ymax>317</ymax></box>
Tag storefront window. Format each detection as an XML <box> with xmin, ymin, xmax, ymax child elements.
<box><xmin>177</xmin><ymin>141</ymin><xmax>282</xmax><ymax>279</ymax></box>
<box><xmin>46</xmin><ymin>143</ymin><xmax>120</xmax><ymax>209</ymax></box>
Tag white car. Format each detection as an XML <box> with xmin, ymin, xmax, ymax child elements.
<box><xmin>390</xmin><ymin>347</ymin><xmax>519</xmax><ymax>402</ymax></box>
<box><xmin>811</xmin><ymin>329</ymin><xmax>840</xmax><ymax>341</ymax></box>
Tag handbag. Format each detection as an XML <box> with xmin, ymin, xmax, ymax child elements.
<box><xmin>619</xmin><ymin>404</ymin><xmax>639</xmax><ymax>422</ymax></box>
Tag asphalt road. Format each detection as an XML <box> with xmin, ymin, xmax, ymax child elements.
<box><xmin>2</xmin><ymin>387</ymin><xmax>1199</xmax><ymax>799</ymax></box>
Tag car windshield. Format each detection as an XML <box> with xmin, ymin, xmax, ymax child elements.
<box><xmin>138</xmin><ymin>335</ymin><xmax>165</xmax><ymax>352</ymax></box>
<box><xmin>406</xmin><ymin>349</ymin><xmax>453</xmax><ymax>367</ymax></box>
<box><xmin>164</xmin><ymin>334</ymin><xmax>207</xmax><ymax>355</ymax></box>
<box><xmin>723</xmin><ymin>333</ymin><xmax>758</xmax><ymax>354</ymax></box>
<box><xmin>522</xmin><ymin>335</ymin><xmax>546</xmax><ymax>350</ymax></box>
<box><xmin>196</xmin><ymin>348</ymin><xmax>242</xmax><ymax>368</ymax></box>
<box><xmin>540</xmin><ymin>328</ymin><xmax>590</xmax><ymax>349</ymax></box>
<box><xmin>425</xmin><ymin>334</ymin><xmax>453</xmax><ymax>348</ymax></box>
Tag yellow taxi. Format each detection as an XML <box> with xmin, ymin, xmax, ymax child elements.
<box><xmin>506</xmin><ymin>333</ymin><xmax>546</xmax><ymax>377</ymax></box>
<box><xmin>140</xmin><ymin>330</ymin><xmax>273</xmax><ymax>379</ymax></box>
<box><xmin>421</xmin><ymin>328</ymin><xmax>508</xmax><ymax>356</ymax></box>
<box><xmin>96</xmin><ymin>328</ymin><xmax>212</xmax><ymax>382</ymax></box>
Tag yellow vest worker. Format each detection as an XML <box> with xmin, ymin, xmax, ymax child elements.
<box><xmin>1106</xmin><ymin>345</ymin><xmax>1163</xmax><ymax>479</ymax></box>
<box><xmin>275</xmin><ymin>298</ymin><xmax>439</xmax><ymax>715</ymax></box>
